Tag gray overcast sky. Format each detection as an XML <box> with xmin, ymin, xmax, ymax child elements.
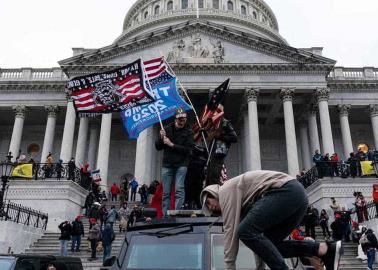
<box><xmin>0</xmin><ymin>0</ymin><xmax>377</xmax><ymax>68</ymax></box>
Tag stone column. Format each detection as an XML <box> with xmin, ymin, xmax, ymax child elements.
<box><xmin>369</xmin><ymin>104</ymin><xmax>378</xmax><ymax>149</ymax></box>
<box><xmin>242</xmin><ymin>111</ymin><xmax>251</xmax><ymax>171</ymax></box>
<box><xmin>96</xmin><ymin>113</ymin><xmax>112</xmax><ymax>189</ymax></box>
<box><xmin>134</xmin><ymin>127</ymin><xmax>155</xmax><ymax>186</ymax></box>
<box><xmin>246</xmin><ymin>88</ymin><xmax>261</xmax><ymax>170</ymax></box>
<box><xmin>299</xmin><ymin>123</ymin><xmax>311</xmax><ymax>170</ymax></box>
<box><xmin>315</xmin><ymin>88</ymin><xmax>335</xmax><ymax>155</ymax></box>
<box><xmin>280</xmin><ymin>89</ymin><xmax>299</xmax><ymax>176</ymax></box>
<box><xmin>87</xmin><ymin>124</ymin><xmax>99</xmax><ymax>171</ymax></box>
<box><xmin>75</xmin><ymin>117</ymin><xmax>89</xmax><ymax>166</ymax></box>
<box><xmin>8</xmin><ymin>105</ymin><xmax>26</xmax><ymax>161</ymax></box>
<box><xmin>307</xmin><ymin>106</ymin><xmax>321</xmax><ymax>156</ymax></box>
<box><xmin>60</xmin><ymin>99</ymin><xmax>76</xmax><ymax>162</ymax></box>
<box><xmin>338</xmin><ymin>104</ymin><xmax>353</xmax><ymax>159</ymax></box>
<box><xmin>41</xmin><ymin>106</ymin><xmax>59</xmax><ymax>162</ymax></box>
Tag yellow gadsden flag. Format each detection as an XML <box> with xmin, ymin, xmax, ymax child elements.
<box><xmin>12</xmin><ymin>163</ymin><xmax>33</xmax><ymax>178</ymax></box>
<box><xmin>361</xmin><ymin>161</ymin><xmax>376</xmax><ymax>176</ymax></box>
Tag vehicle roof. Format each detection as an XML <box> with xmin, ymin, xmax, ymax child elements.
<box><xmin>0</xmin><ymin>254</ymin><xmax>81</xmax><ymax>262</ymax></box>
<box><xmin>127</xmin><ymin>216</ymin><xmax>223</xmax><ymax>232</ymax></box>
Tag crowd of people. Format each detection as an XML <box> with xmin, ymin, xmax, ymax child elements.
<box><xmin>312</xmin><ymin>148</ymin><xmax>378</xmax><ymax>178</ymax></box>
<box><xmin>58</xmin><ymin>198</ymin><xmax>153</xmax><ymax>266</ymax></box>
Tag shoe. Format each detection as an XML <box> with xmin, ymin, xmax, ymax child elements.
<box><xmin>321</xmin><ymin>240</ymin><xmax>343</xmax><ymax>270</ymax></box>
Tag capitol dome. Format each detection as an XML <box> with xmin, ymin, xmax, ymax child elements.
<box><xmin>115</xmin><ymin>0</ymin><xmax>287</xmax><ymax>44</ymax></box>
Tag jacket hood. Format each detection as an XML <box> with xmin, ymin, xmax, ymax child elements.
<box><xmin>200</xmin><ymin>184</ymin><xmax>220</xmax><ymax>216</ymax></box>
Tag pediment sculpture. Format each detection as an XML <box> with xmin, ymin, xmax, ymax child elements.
<box><xmin>167</xmin><ymin>34</ymin><xmax>225</xmax><ymax>64</ymax></box>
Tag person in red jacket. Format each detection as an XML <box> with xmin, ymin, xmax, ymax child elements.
<box><xmin>110</xmin><ymin>183</ymin><xmax>120</xmax><ymax>202</ymax></box>
<box><xmin>373</xmin><ymin>184</ymin><xmax>378</xmax><ymax>217</ymax></box>
<box><xmin>291</xmin><ymin>226</ymin><xmax>324</xmax><ymax>270</ymax></box>
<box><xmin>330</xmin><ymin>153</ymin><xmax>340</xmax><ymax>177</ymax></box>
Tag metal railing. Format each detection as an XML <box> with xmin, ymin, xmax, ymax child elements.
<box><xmin>298</xmin><ymin>166</ymin><xmax>319</xmax><ymax>188</ymax></box>
<box><xmin>10</xmin><ymin>162</ymin><xmax>93</xmax><ymax>191</ymax></box>
<box><xmin>350</xmin><ymin>201</ymin><xmax>376</xmax><ymax>224</ymax></box>
<box><xmin>313</xmin><ymin>160</ymin><xmax>377</xmax><ymax>178</ymax></box>
<box><xmin>31</xmin><ymin>162</ymin><xmax>81</xmax><ymax>182</ymax></box>
<box><xmin>1</xmin><ymin>201</ymin><xmax>48</xmax><ymax>230</ymax></box>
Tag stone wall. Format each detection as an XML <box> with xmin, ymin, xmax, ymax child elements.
<box><xmin>0</xmin><ymin>221</ymin><xmax>44</xmax><ymax>254</ymax></box>
<box><xmin>6</xmin><ymin>180</ymin><xmax>88</xmax><ymax>232</ymax></box>
<box><xmin>307</xmin><ymin>177</ymin><xmax>376</xmax><ymax>222</ymax></box>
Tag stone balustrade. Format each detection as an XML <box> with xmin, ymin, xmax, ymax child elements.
<box><xmin>329</xmin><ymin>67</ymin><xmax>378</xmax><ymax>79</ymax></box>
<box><xmin>120</xmin><ymin>7</ymin><xmax>282</xmax><ymax>43</ymax></box>
<box><xmin>0</xmin><ymin>68</ymin><xmax>67</xmax><ymax>81</ymax></box>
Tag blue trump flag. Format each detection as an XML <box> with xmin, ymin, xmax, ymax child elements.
<box><xmin>121</xmin><ymin>75</ymin><xmax>191</xmax><ymax>139</ymax></box>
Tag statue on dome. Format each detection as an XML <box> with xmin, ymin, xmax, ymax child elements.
<box><xmin>189</xmin><ymin>33</ymin><xmax>209</xmax><ymax>58</ymax></box>
<box><xmin>167</xmin><ymin>39</ymin><xmax>186</xmax><ymax>63</ymax></box>
<box><xmin>210</xmin><ymin>39</ymin><xmax>225</xmax><ymax>63</ymax></box>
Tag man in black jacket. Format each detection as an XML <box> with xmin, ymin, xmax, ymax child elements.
<box><xmin>58</xmin><ymin>221</ymin><xmax>72</xmax><ymax>256</ymax></box>
<box><xmin>155</xmin><ymin>108</ymin><xmax>193</xmax><ymax>217</ymax></box>
<box><xmin>71</xmin><ymin>216</ymin><xmax>84</xmax><ymax>252</ymax></box>
<box><xmin>360</xmin><ymin>228</ymin><xmax>378</xmax><ymax>270</ymax></box>
<box><xmin>205</xmin><ymin>108</ymin><xmax>237</xmax><ymax>186</ymax></box>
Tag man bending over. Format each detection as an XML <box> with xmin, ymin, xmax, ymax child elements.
<box><xmin>201</xmin><ymin>170</ymin><xmax>342</xmax><ymax>270</ymax></box>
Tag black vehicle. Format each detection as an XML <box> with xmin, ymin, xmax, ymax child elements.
<box><xmin>0</xmin><ymin>254</ymin><xmax>83</xmax><ymax>270</ymax></box>
<box><xmin>107</xmin><ymin>210</ymin><xmax>302</xmax><ymax>270</ymax></box>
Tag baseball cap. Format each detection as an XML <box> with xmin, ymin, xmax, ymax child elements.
<box><xmin>175</xmin><ymin>108</ymin><xmax>187</xmax><ymax>119</ymax></box>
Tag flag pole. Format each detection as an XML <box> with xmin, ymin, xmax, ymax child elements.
<box><xmin>196</xmin><ymin>0</ymin><xmax>199</xmax><ymax>19</ymax></box>
<box><xmin>141</xmin><ymin>58</ymin><xmax>164</xmax><ymax>131</ymax></box>
<box><xmin>163</xmin><ymin>57</ymin><xmax>209</xmax><ymax>153</ymax></box>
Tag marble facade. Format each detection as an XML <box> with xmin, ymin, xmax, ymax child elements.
<box><xmin>0</xmin><ymin>0</ymin><xmax>377</xmax><ymax>190</ymax></box>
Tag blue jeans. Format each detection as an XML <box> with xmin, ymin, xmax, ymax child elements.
<box><xmin>103</xmin><ymin>244</ymin><xmax>112</xmax><ymax>263</ymax></box>
<box><xmin>367</xmin><ymin>249</ymin><xmax>376</xmax><ymax>269</ymax></box>
<box><xmin>238</xmin><ymin>180</ymin><xmax>319</xmax><ymax>270</ymax></box>
<box><xmin>71</xmin><ymin>235</ymin><xmax>81</xmax><ymax>251</ymax></box>
<box><xmin>162</xmin><ymin>166</ymin><xmax>187</xmax><ymax>216</ymax></box>
<box><xmin>59</xmin><ymin>240</ymin><xmax>68</xmax><ymax>256</ymax></box>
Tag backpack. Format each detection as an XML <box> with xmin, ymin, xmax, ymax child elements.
<box><xmin>360</xmin><ymin>233</ymin><xmax>370</xmax><ymax>245</ymax></box>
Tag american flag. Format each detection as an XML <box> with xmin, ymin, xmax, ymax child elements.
<box><xmin>144</xmin><ymin>57</ymin><xmax>170</xmax><ymax>80</ymax></box>
<box><xmin>192</xmin><ymin>79</ymin><xmax>230</xmax><ymax>142</ymax></box>
<box><xmin>68</xmin><ymin>59</ymin><xmax>155</xmax><ymax>116</ymax></box>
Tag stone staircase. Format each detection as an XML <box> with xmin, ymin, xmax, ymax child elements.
<box><xmin>313</xmin><ymin>227</ymin><xmax>376</xmax><ymax>270</ymax></box>
<box><xmin>23</xmin><ymin>199</ymin><xmax>143</xmax><ymax>270</ymax></box>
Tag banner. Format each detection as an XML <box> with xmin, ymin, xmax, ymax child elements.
<box><xmin>12</xmin><ymin>163</ymin><xmax>33</xmax><ymax>178</ymax></box>
<box><xmin>121</xmin><ymin>74</ymin><xmax>191</xmax><ymax>139</ymax></box>
<box><xmin>91</xmin><ymin>169</ymin><xmax>101</xmax><ymax>182</ymax></box>
<box><xmin>68</xmin><ymin>59</ymin><xmax>154</xmax><ymax>116</ymax></box>
<box><xmin>361</xmin><ymin>161</ymin><xmax>376</xmax><ymax>176</ymax></box>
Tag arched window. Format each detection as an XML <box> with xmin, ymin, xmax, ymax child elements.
<box><xmin>198</xmin><ymin>0</ymin><xmax>204</xmax><ymax>8</ymax></box>
<box><xmin>262</xmin><ymin>15</ymin><xmax>266</xmax><ymax>23</ymax></box>
<box><xmin>154</xmin><ymin>5</ymin><xmax>160</xmax><ymax>14</ymax></box>
<box><xmin>182</xmin><ymin>0</ymin><xmax>188</xmax><ymax>9</ymax></box>
<box><xmin>227</xmin><ymin>1</ymin><xmax>234</xmax><ymax>11</ymax></box>
<box><xmin>241</xmin><ymin>5</ymin><xmax>247</xmax><ymax>15</ymax></box>
<box><xmin>144</xmin><ymin>11</ymin><xmax>148</xmax><ymax>19</ymax></box>
<box><xmin>213</xmin><ymin>0</ymin><xmax>219</xmax><ymax>9</ymax></box>
<box><xmin>167</xmin><ymin>1</ymin><xmax>173</xmax><ymax>11</ymax></box>
<box><xmin>252</xmin><ymin>11</ymin><xmax>257</xmax><ymax>19</ymax></box>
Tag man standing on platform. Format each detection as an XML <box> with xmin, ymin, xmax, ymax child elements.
<box><xmin>205</xmin><ymin>105</ymin><xmax>237</xmax><ymax>186</ymax></box>
<box><xmin>155</xmin><ymin>108</ymin><xmax>193</xmax><ymax>217</ymax></box>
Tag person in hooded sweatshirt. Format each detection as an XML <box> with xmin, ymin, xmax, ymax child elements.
<box><xmin>200</xmin><ymin>170</ymin><xmax>343</xmax><ymax>270</ymax></box>
<box><xmin>373</xmin><ymin>184</ymin><xmax>378</xmax><ymax>217</ymax></box>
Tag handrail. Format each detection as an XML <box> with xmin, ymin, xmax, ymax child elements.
<box><xmin>350</xmin><ymin>200</ymin><xmax>376</xmax><ymax>224</ymax></box>
<box><xmin>297</xmin><ymin>166</ymin><xmax>319</xmax><ymax>188</ymax></box>
<box><xmin>1</xmin><ymin>201</ymin><xmax>48</xmax><ymax>230</ymax></box>
<box><xmin>11</xmin><ymin>162</ymin><xmax>92</xmax><ymax>191</ymax></box>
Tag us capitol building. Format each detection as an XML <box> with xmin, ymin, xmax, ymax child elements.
<box><xmin>1</xmin><ymin>0</ymin><xmax>377</xmax><ymax>189</ymax></box>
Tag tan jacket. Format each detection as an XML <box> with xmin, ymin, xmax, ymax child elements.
<box><xmin>201</xmin><ymin>170</ymin><xmax>293</xmax><ymax>269</ymax></box>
